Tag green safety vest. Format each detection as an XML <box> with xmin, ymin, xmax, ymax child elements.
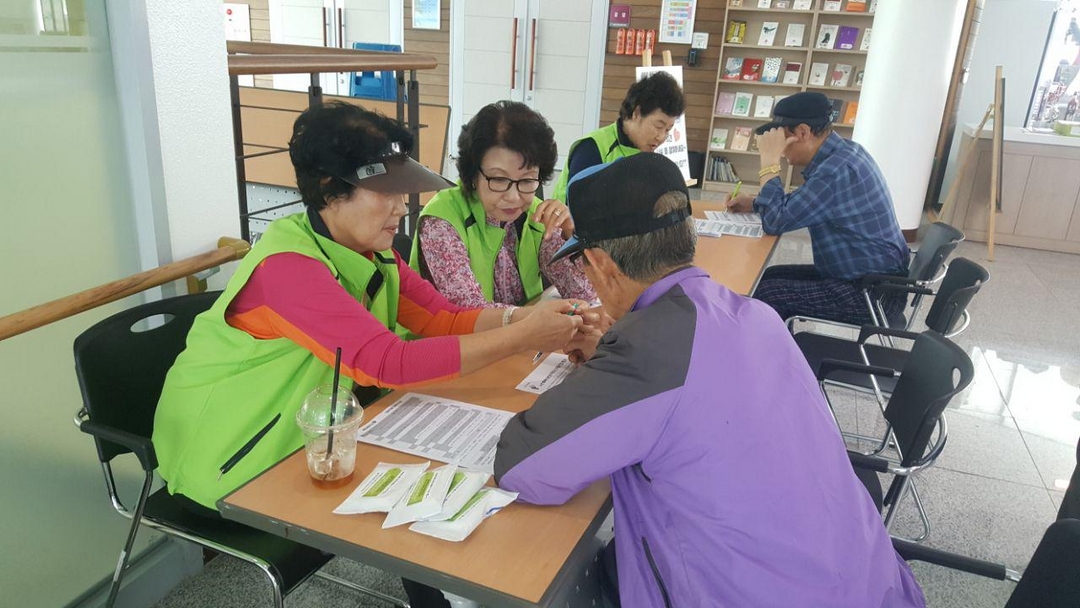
<box><xmin>412</xmin><ymin>184</ymin><xmax>546</xmax><ymax>304</ymax></box>
<box><xmin>152</xmin><ymin>211</ymin><xmax>400</xmax><ymax>509</ymax></box>
<box><xmin>552</xmin><ymin>121</ymin><xmax>641</xmax><ymax>203</ymax></box>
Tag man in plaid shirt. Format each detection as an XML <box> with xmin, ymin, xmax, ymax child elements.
<box><xmin>727</xmin><ymin>92</ymin><xmax>910</xmax><ymax>326</ymax></box>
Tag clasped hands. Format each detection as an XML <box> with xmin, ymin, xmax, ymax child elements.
<box><xmin>524</xmin><ymin>299</ymin><xmax>612</xmax><ymax>366</ymax></box>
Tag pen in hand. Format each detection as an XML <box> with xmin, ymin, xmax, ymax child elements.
<box><xmin>218</xmin><ymin>413</ymin><xmax>281</xmax><ymax>480</ymax></box>
<box><xmin>533</xmin><ymin>303</ymin><xmax>582</xmax><ymax>365</ymax></box>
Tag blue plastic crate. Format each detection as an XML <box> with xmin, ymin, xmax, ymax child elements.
<box><xmin>349</xmin><ymin>42</ymin><xmax>401</xmax><ymax>101</ymax></box>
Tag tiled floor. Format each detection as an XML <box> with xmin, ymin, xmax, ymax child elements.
<box><xmin>152</xmin><ymin>224</ymin><xmax>1080</xmax><ymax>607</ymax></box>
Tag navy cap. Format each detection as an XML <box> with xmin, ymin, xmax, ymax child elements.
<box><xmin>755</xmin><ymin>91</ymin><xmax>833</xmax><ymax>135</ymax></box>
<box><xmin>550</xmin><ymin>153</ymin><xmax>691</xmax><ymax>264</ymax></box>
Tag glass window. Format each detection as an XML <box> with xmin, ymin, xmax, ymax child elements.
<box><xmin>1028</xmin><ymin>1</ymin><xmax>1080</xmax><ymax>129</ymax></box>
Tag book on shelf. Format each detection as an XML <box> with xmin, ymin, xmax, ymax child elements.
<box><xmin>723</xmin><ymin>57</ymin><xmax>745</xmax><ymax>80</ymax></box>
<box><xmin>847</xmin><ymin>0</ymin><xmax>868</xmax><ymax>12</ymax></box>
<box><xmin>708</xmin><ymin>156</ymin><xmax>740</xmax><ymax>183</ymax></box>
<box><xmin>741</xmin><ymin>58</ymin><xmax>764</xmax><ymax>81</ymax></box>
<box><xmin>710</xmin><ymin>128</ymin><xmax>730</xmax><ymax>150</ymax></box>
<box><xmin>816</xmin><ymin>24</ymin><xmax>839</xmax><ymax>49</ymax></box>
<box><xmin>784</xmin><ymin>23</ymin><xmax>805</xmax><ymax>47</ymax></box>
<box><xmin>854</xmin><ymin>70</ymin><xmax>865</xmax><ymax>87</ymax></box>
<box><xmin>757</xmin><ymin>0</ymin><xmax>772</xmax><ymax>7</ymax></box>
<box><xmin>869</xmin><ymin>0</ymin><xmax>878</xmax><ymax>12</ymax></box>
<box><xmin>782</xmin><ymin>61</ymin><xmax>803</xmax><ymax>84</ymax></box>
<box><xmin>732</xmin><ymin>92</ymin><xmax>754</xmax><ymax>117</ymax></box>
<box><xmin>793</xmin><ymin>0</ymin><xmax>812</xmax><ymax>8</ymax></box>
<box><xmin>730</xmin><ymin>127</ymin><xmax>753</xmax><ymax>151</ymax></box>
<box><xmin>827</xmin><ymin>98</ymin><xmax>845</xmax><ymax>123</ymax></box>
<box><xmin>758</xmin><ymin>21</ymin><xmax>779</xmax><ymax>46</ymax></box>
<box><xmin>822</xmin><ymin>0</ymin><xmax>842</xmax><ymax>11</ymax></box>
<box><xmin>830</xmin><ymin>63</ymin><xmax>853</xmax><ymax>87</ymax></box>
<box><xmin>860</xmin><ymin>28</ymin><xmax>872</xmax><ymax>51</ymax></box>
<box><xmin>753</xmin><ymin>95</ymin><xmax>774</xmax><ymax>118</ymax></box>
<box><xmin>729</xmin><ymin>0</ymin><xmax>743</xmax><ymax>5</ymax></box>
<box><xmin>842</xmin><ymin>101</ymin><xmax>859</xmax><ymax>125</ymax></box>
<box><xmin>715</xmin><ymin>92</ymin><xmax>737</xmax><ymax>115</ymax></box>
<box><xmin>836</xmin><ymin>26</ymin><xmax>859</xmax><ymax>50</ymax></box>
<box><xmin>727</xmin><ymin>21</ymin><xmax>747</xmax><ymax>44</ymax></box>
<box><xmin>761</xmin><ymin>57</ymin><xmax>783</xmax><ymax>83</ymax></box>
<box><xmin>749</xmin><ymin>132</ymin><xmax>760</xmax><ymax>152</ymax></box>
<box><xmin>775</xmin><ymin>0</ymin><xmax>790</xmax><ymax>8</ymax></box>
<box><xmin>808</xmin><ymin>62</ymin><xmax>829</xmax><ymax>86</ymax></box>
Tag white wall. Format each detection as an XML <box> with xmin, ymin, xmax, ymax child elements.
<box><xmin>937</xmin><ymin>0</ymin><xmax>1056</xmax><ymax>206</ymax></box>
<box><xmin>0</xmin><ymin>0</ymin><xmax>239</xmax><ymax>604</ymax></box>
<box><xmin>855</xmin><ymin>0</ymin><xmax>969</xmax><ymax>231</ymax></box>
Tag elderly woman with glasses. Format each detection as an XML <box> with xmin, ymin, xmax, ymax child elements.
<box><xmin>412</xmin><ymin>101</ymin><xmax>596</xmax><ymax>309</ymax></box>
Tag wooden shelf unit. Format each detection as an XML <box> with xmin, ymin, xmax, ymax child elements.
<box><xmin>703</xmin><ymin>0</ymin><xmax>876</xmax><ymax>194</ymax></box>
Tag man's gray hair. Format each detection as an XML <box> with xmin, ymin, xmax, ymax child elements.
<box><xmin>592</xmin><ymin>190</ymin><xmax>696</xmax><ymax>282</ymax></box>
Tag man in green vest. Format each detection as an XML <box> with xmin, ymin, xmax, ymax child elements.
<box><xmin>552</xmin><ymin>70</ymin><xmax>686</xmax><ymax>202</ymax></box>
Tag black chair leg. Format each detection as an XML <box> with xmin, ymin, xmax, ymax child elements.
<box><xmin>106</xmin><ymin>471</ymin><xmax>155</xmax><ymax>608</ymax></box>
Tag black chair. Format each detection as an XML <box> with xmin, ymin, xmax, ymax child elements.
<box><xmin>894</xmin><ymin>518</ymin><xmax>1080</xmax><ymax>608</ymax></box>
<box><xmin>73</xmin><ymin>292</ymin><xmax>399</xmax><ymax>607</ymax></box>
<box><xmin>829</xmin><ymin>331</ymin><xmax>974</xmax><ymax>541</ymax></box>
<box><xmin>859</xmin><ymin>221</ymin><xmax>965</xmax><ymax>329</ymax></box>
<box><xmin>794</xmin><ymin>258</ymin><xmax>989</xmax><ymax>404</ymax></box>
<box><xmin>393</xmin><ymin>232</ymin><xmax>413</xmax><ymax>263</ymax></box>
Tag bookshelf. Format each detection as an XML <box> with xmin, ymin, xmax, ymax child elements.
<box><xmin>704</xmin><ymin>0</ymin><xmax>876</xmax><ymax>195</ymax></box>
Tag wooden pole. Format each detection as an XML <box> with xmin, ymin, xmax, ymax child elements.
<box><xmin>0</xmin><ymin>237</ymin><xmax>250</xmax><ymax>342</ymax></box>
<box><xmin>937</xmin><ymin>103</ymin><xmax>994</xmax><ymax>223</ymax></box>
<box><xmin>642</xmin><ymin>48</ymin><xmax>652</xmax><ymax>67</ymax></box>
<box><xmin>988</xmin><ymin>66</ymin><xmax>1003</xmax><ymax>261</ymax></box>
<box><xmin>662</xmin><ymin>49</ymin><xmax>673</xmax><ymax>67</ymax></box>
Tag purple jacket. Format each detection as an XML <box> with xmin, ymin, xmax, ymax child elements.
<box><xmin>495</xmin><ymin>267</ymin><xmax>925</xmax><ymax>607</ymax></box>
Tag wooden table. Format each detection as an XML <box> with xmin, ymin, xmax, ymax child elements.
<box><xmin>219</xmin><ymin>205</ymin><xmax>777</xmax><ymax>606</ymax></box>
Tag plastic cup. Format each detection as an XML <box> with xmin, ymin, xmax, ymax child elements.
<box><xmin>295</xmin><ymin>385</ymin><xmax>364</xmax><ymax>488</ymax></box>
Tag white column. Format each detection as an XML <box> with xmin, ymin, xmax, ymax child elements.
<box><xmin>853</xmin><ymin>0</ymin><xmax>968</xmax><ymax>232</ymax></box>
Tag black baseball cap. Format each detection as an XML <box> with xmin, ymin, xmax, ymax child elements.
<box><xmin>755</xmin><ymin>91</ymin><xmax>833</xmax><ymax>135</ymax></box>
<box><xmin>550</xmin><ymin>153</ymin><xmax>691</xmax><ymax>264</ymax></box>
<box><xmin>339</xmin><ymin>141</ymin><xmax>453</xmax><ymax>194</ymax></box>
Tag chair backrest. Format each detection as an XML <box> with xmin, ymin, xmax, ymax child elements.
<box><xmin>1005</xmin><ymin>518</ymin><xmax>1080</xmax><ymax>608</ymax></box>
<box><xmin>73</xmin><ymin>292</ymin><xmax>220</xmax><ymax>464</ymax></box>
<box><xmin>350</xmin><ymin>42</ymin><xmax>401</xmax><ymax>101</ymax></box>
<box><xmin>908</xmin><ymin>222</ymin><xmax>964</xmax><ymax>282</ymax></box>
<box><xmin>393</xmin><ymin>232</ymin><xmax>412</xmax><ymax>263</ymax></box>
<box><xmin>923</xmin><ymin>257</ymin><xmax>989</xmax><ymax>334</ymax></box>
<box><xmin>884</xmin><ymin>331</ymin><xmax>974</xmax><ymax>467</ymax></box>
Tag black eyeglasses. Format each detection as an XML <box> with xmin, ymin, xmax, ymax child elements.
<box><xmin>478</xmin><ymin>168</ymin><xmax>541</xmax><ymax>194</ymax></box>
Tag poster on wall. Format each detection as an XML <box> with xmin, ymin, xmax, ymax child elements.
<box><xmin>412</xmin><ymin>0</ymin><xmax>441</xmax><ymax>30</ymax></box>
<box><xmin>222</xmin><ymin>4</ymin><xmax>253</xmax><ymax>86</ymax></box>
<box><xmin>635</xmin><ymin>65</ymin><xmax>691</xmax><ymax>180</ymax></box>
<box><xmin>659</xmin><ymin>0</ymin><xmax>697</xmax><ymax>45</ymax></box>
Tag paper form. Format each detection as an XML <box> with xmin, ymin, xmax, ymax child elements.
<box><xmin>357</xmin><ymin>393</ymin><xmax>514</xmax><ymax>474</ymax></box>
<box><xmin>516</xmin><ymin>353</ymin><xmax>575</xmax><ymax>394</ymax></box>
<box><xmin>694</xmin><ymin>218</ymin><xmax>725</xmax><ymax>238</ymax></box>
<box><xmin>703</xmin><ymin>210</ymin><xmax>765</xmax><ymax>238</ymax></box>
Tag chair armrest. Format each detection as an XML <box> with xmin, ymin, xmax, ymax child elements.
<box><xmin>858</xmin><ymin>274</ymin><xmax>917</xmax><ymax>289</ymax></box>
<box><xmin>78</xmin><ymin>419</ymin><xmax>158</xmax><ymax>472</ymax></box>
<box><xmin>870</xmin><ymin>283</ymin><xmax>935</xmax><ymax>297</ymax></box>
<box><xmin>848</xmin><ymin>451</ymin><xmax>891</xmax><ymax>473</ymax></box>
<box><xmin>818</xmin><ymin>359</ymin><xmax>899</xmax><ymax>383</ymax></box>
<box><xmin>857</xmin><ymin>325</ymin><xmax>923</xmax><ymax>344</ymax></box>
<box><xmin>891</xmin><ymin>538</ymin><xmax>1008</xmax><ymax>580</ymax></box>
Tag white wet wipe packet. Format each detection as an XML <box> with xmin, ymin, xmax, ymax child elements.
<box><xmin>333</xmin><ymin>461</ymin><xmax>429</xmax><ymax>515</ymax></box>
<box><xmin>409</xmin><ymin>487</ymin><xmax>518</xmax><ymax>542</ymax></box>
<box><xmin>382</xmin><ymin>463</ymin><xmax>457</xmax><ymax>528</ymax></box>
<box><xmin>421</xmin><ymin>470</ymin><xmax>491</xmax><ymax>522</ymax></box>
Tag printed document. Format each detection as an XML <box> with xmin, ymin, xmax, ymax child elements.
<box><xmin>357</xmin><ymin>393</ymin><xmax>513</xmax><ymax>474</ymax></box>
<box><xmin>703</xmin><ymin>210</ymin><xmax>765</xmax><ymax>238</ymax></box>
<box><xmin>516</xmin><ymin>353</ymin><xmax>574</xmax><ymax>394</ymax></box>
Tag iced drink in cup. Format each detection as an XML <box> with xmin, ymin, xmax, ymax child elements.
<box><xmin>296</xmin><ymin>385</ymin><xmax>364</xmax><ymax>488</ymax></box>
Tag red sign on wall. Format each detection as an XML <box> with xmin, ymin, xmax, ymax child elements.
<box><xmin>609</xmin><ymin>4</ymin><xmax>631</xmax><ymax>28</ymax></box>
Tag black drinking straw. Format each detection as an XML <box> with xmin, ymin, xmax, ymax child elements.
<box><xmin>326</xmin><ymin>347</ymin><xmax>343</xmax><ymax>455</ymax></box>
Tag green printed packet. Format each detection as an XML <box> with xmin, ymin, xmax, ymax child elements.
<box><xmin>382</xmin><ymin>463</ymin><xmax>457</xmax><ymax>528</ymax></box>
<box><xmin>333</xmin><ymin>461</ymin><xmax>429</xmax><ymax>515</ymax></box>
<box><xmin>408</xmin><ymin>487</ymin><xmax>518</xmax><ymax>542</ymax></box>
<box><xmin>421</xmin><ymin>470</ymin><xmax>490</xmax><ymax>522</ymax></box>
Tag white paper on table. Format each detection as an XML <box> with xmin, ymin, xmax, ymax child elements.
<box><xmin>356</xmin><ymin>393</ymin><xmax>514</xmax><ymax>474</ymax></box>
<box><xmin>694</xmin><ymin>218</ymin><xmax>725</xmax><ymax>238</ymax></box>
<box><xmin>701</xmin><ymin>211</ymin><xmax>765</xmax><ymax>238</ymax></box>
<box><xmin>516</xmin><ymin>353</ymin><xmax>574</xmax><ymax>394</ymax></box>
<box><xmin>704</xmin><ymin>210</ymin><xmax>763</xmax><ymax>224</ymax></box>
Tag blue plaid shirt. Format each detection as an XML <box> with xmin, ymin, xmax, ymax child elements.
<box><xmin>754</xmin><ymin>132</ymin><xmax>910</xmax><ymax>280</ymax></box>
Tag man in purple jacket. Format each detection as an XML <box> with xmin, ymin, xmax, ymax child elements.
<box><xmin>494</xmin><ymin>153</ymin><xmax>925</xmax><ymax>608</ymax></box>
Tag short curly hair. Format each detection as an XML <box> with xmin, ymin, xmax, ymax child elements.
<box><xmin>288</xmin><ymin>101</ymin><xmax>413</xmax><ymax>209</ymax></box>
<box><xmin>619</xmin><ymin>71</ymin><xmax>686</xmax><ymax>121</ymax></box>
<box><xmin>455</xmin><ymin>101</ymin><xmax>558</xmax><ymax>197</ymax></box>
